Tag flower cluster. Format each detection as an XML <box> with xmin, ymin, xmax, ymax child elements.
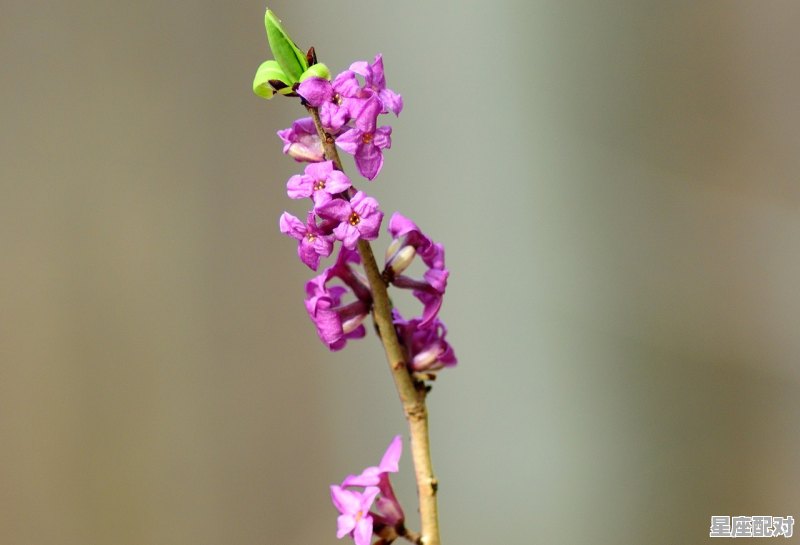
<box><xmin>275</xmin><ymin>55</ymin><xmax>401</xmax><ymax>177</ymax></box>
<box><xmin>331</xmin><ymin>436</ymin><xmax>406</xmax><ymax>545</ymax></box>
<box><xmin>385</xmin><ymin>213</ymin><xmax>456</xmax><ymax>371</ymax></box>
<box><xmin>273</xmin><ymin>53</ymin><xmax>456</xmax><ymax>370</ymax></box>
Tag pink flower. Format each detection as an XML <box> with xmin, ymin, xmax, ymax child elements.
<box><xmin>298</xmin><ymin>71</ymin><xmax>368</xmax><ymax>132</ymax></box>
<box><xmin>278</xmin><ymin>211</ymin><xmax>333</xmax><ymax>271</ymax></box>
<box><xmin>331</xmin><ymin>485</ymin><xmax>380</xmax><ymax>545</ymax></box>
<box><xmin>286</xmin><ymin>160</ymin><xmax>352</xmax><ymax>206</ymax></box>
<box><xmin>335</xmin><ymin>97</ymin><xmax>392</xmax><ymax>180</ymax></box>
<box><xmin>385</xmin><ymin>213</ymin><xmax>449</xmax><ymax>328</ymax></box>
<box><xmin>394</xmin><ymin>312</ymin><xmax>457</xmax><ymax>372</ymax></box>
<box><xmin>316</xmin><ymin>191</ymin><xmax>384</xmax><ymax>249</ymax></box>
<box><xmin>276</xmin><ymin>117</ymin><xmax>324</xmax><ymax>163</ymax></box>
<box><xmin>304</xmin><ymin>248</ymin><xmax>372</xmax><ymax>351</ymax></box>
<box><xmin>350</xmin><ymin>54</ymin><xmax>403</xmax><ymax>116</ymax></box>
<box><xmin>341</xmin><ymin>436</ymin><xmax>406</xmax><ymax>528</ymax></box>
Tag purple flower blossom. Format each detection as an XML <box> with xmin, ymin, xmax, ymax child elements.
<box><xmin>341</xmin><ymin>436</ymin><xmax>406</xmax><ymax>528</ymax></box>
<box><xmin>286</xmin><ymin>160</ymin><xmax>352</xmax><ymax>206</ymax></box>
<box><xmin>277</xmin><ymin>117</ymin><xmax>325</xmax><ymax>163</ymax></box>
<box><xmin>298</xmin><ymin>71</ymin><xmax>367</xmax><ymax>132</ymax></box>
<box><xmin>279</xmin><ymin>211</ymin><xmax>333</xmax><ymax>271</ymax></box>
<box><xmin>304</xmin><ymin>248</ymin><xmax>372</xmax><ymax>350</ymax></box>
<box><xmin>384</xmin><ymin>213</ymin><xmax>449</xmax><ymax>327</ymax></box>
<box><xmin>316</xmin><ymin>191</ymin><xmax>384</xmax><ymax>249</ymax></box>
<box><xmin>336</xmin><ymin>96</ymin><xmax>392</xmax><ymax>180</ymax></box>
<box><xmin>385</xmin><ymin>213</ymin><xmax>433</xmax><ymax>270</ymax></box>
<box><xmin>350</xmin><ymin>54</ymin><xmax>403</xmax><ymax>116</ymax></box>
<box><xmin>394</xmin><ymin>312</ymin><xmax>457</xmax><ymax>372</ymax></box>
<box><xmin>331</xmin><ymin>485</ymin><xmax>380</xmax><ymax>545</ymax></box>
<box><xmin>415</xmin><ymin>288</ymin><xmax>446</xmax><ymax>329</ymax></box>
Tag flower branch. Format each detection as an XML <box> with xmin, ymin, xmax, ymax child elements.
<box><xmin>254</xmin><ymin>10</ymin><xmax>455</xmax><ymax>545</ymax></box>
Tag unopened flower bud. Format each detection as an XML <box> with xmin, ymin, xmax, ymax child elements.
<box><xmin>386</xmin><ymin>246</ymin><xmax>416</xmax><ymax>275</ymax></box>
<box><xmin>411</xmin><ymin>343</ymin><xmax>443</xmax><ymax>371</ymax></box>
<box><xmin>384</xmin><ymin>237</ymin><xmax>403</xmax><ymax>263</ymax></box>
<box><xmin>342</xmin><ymin>312</ymin><xmax>368</xmax><ymax>334</ymax></box>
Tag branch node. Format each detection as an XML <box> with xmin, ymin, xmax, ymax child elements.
<box><xmin>405</xmin><ymin>402</ymin><xmax>427</xmax><ymax>422</ymax></box>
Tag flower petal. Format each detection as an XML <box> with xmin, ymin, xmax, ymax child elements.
<box><xmin>355</xmin><ymin>143</ymin><xmax>384</xmax><ymax>180</ymax></box>
<box><xmin>353</xmin><ymin>516</ymin><xmax>373</xmax><ymax>545</ymax></box>
<box><xmin>368</xmin><ymin>54</ymin><xmax>386</xmax><ymax>88</ymax></box>
<box><xmin>286</xmin><ymin>174</ymin><xmax>312</xmax><ymax>199</ymax></box>
<box><xmin>278</xmin><ymin>212</ymin><xmax>306</xmax><ymax>240</ymax></box>
<box><xmin>348</xmin><ymin>60</ymin><xmax>370</xmax><ymax>79</ymax></box>
<box><xmin>316</xmin><ymin>198</ymin><xmax>352</xmax><ymax>222</ymax></box>
<box><xmin>305</xmin><ymin>160</ymin><xmax>334</xmax><ymax>180</ymax></box>
<box><xmin>332</xmin><ymin>70</ymin><xmax>361</xmax><ymax>97</ymax></box>
<box><xmin>331</xmin><ymin>485</ymin><xmax>360</xmax><ymax>514</ymax></box>
<box><xmin>335</xmin><ymin>128</ymin><xmax>361</xmax><ymax>155</ymax></box>
<box><xmin>325</xmin><ymin>170</ymin><xmax>352</xmax><ymax>194</ymax></box>
<box><xmin>298</xmin><ymin>238</ymin><xmax>322</xmax><ymax>270</ymax></box>
<box><xmin>379</xmin><ymin>88</ymin><xmax>403</xmax><ymax>115</ymax></box>
<box><xmin>355</xmin><ymin>97</ymin><xmax>380</xmax><ymax>134</ymax></box>
<box><xmin>297</xmin><ymin>77</ymin><xmax>333</xmax><ymax>106</ymax></box>
<box><xmin>373</xmin><ymin>126</ymin><xmax>392</xmax><ymax>150</ymax></box>
<box><xmin>336</xmin><ymin>514</ymin><xmax>355</xmax><ymax>539</ymax></box>
<box><xmin>379</xmin><ymin>435</ymin><xmax>402</xmax><ymax>473</ymax></box>
<box><xmin>334</xmin><ymin>223</ymin><xmax>361</xmax><ymax>249</ymax></box>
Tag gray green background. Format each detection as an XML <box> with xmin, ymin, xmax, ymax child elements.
<box><xmin>2</xmin><ymin>1</ymin><xmax>799</xmax><ymax>544</ymax></box>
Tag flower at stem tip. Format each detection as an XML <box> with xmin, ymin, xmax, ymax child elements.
<box><xmin>350</xmin><ymin>54</ymin><xmax>403</xmax><ymax>116</ymax></box>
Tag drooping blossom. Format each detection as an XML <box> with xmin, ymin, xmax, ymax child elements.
<box><xmin>335</xmin><ymin>96</ymin><xmax>392</xmax><ymax>180</ymax></box>
<box><xmin>330</xmin><ymin>485</ymin><xmax>380</xmax><ymax>545</ymax></box>
<box><xmin>384</xmin><ymin>213</ymin><xmax>449</xmax><ymax>327</ymax></box>
<box><xmin>316</xmin><ymin>191</ymin><xmax>384</xmax><ymax>249</ymax></box>
<box><xmin>286</xmin><ymin>160</ymin><xmax>352</xmax><ymax>206</ymax></box>
<box><xmin>394</xmin><ymin>311</ymin><xmax>457</xmax><ymax>372</ymax></box>
<box><xmin>304</xmin><ymin>247</ymin><xmax>372</xmax><ymax>350</ymax></box>
<box><xmin>350</xmin><ymin>54</ymin><xmax>403</xmax><ymax>116</ymax></box>
<box><xmin>341</xmin><ymin>435</ymin><xmax>405</xmax><ymax>528</ymax></box>
<box><xmin>298</xmin><ymin>71</ymin><xmax>369</xmax><ymax>132</ymax></box>
<box><xmin>279</xmin><ymin>211</ymin><xmax>333</xmax><ymax>271</ymax></box>
<box><xmin>385</xmin><ymin>213</ymin><xmax>434</xmax><ymax>271</ymax></box>
<box><xmin>277</xmin><ymin>117</ymin><xmax>324</xmax><ymax>162</ymax></box>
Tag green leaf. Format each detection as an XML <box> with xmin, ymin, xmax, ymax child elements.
<box><xmin>253</xmin><ymin>60</ymin><xmax>291</xmax><ymax>99</ymax></box>
<box><xmin>299</xmin><ymin>63</ymin><xmax>331</xmax><ymax>82</ymax></box>
<box><xmin>264</xmin><ymin>9</ymin><xmax>308</xmax><ymax>83</ymax></box>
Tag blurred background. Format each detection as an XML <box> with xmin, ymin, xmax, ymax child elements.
<box><xmin>2</xmin><ymin>1</ymin><xmax>799</xmax><ymax>543</ymax></box>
